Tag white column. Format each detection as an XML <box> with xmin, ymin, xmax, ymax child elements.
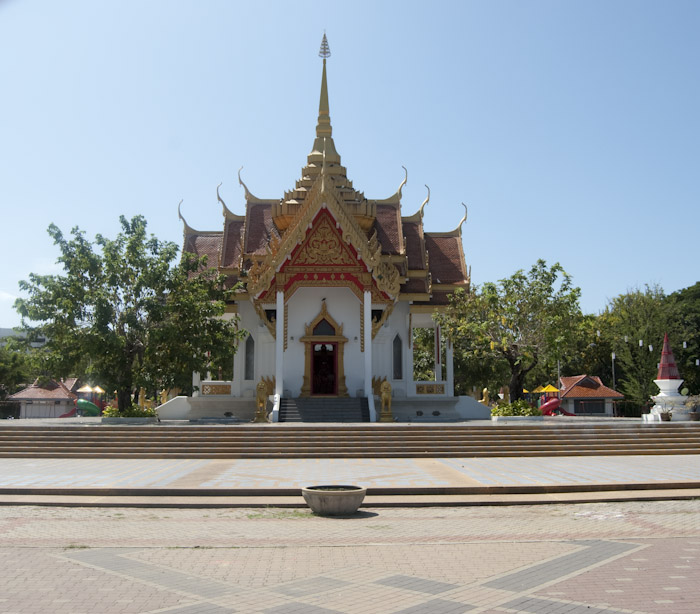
<box><xmin>434</xmin><ymin>325</ymin><xmax>442</xmax><ymax>382</ymax></box>
<box><xmin>407</xmin><ymin>316</ymin><xmax>414</xmax><ymax>395</ymax></box>
<box><xmin>363</xmin><ymin>290</ymin><xmax>376</xmax><ymax>421</ymax></box>
<box><xmin>446</xmin><ymin>339</ymin><xmax>454</xmax><ymax>396</ymax></box>
<box><xmin>192</xmin><ymin>371</ymin><xmax>201</xmax><ymax>396</ymax></box>
<box><xmin>275</xmin><ymin>290</ymin><xmax>284</xmax><ymax>397</ymax></box>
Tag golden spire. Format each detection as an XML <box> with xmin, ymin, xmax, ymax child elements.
<box><xmin>316</xmin><ymin>33</ymin><xmax>332</xmax><ymax>138</ymax></box>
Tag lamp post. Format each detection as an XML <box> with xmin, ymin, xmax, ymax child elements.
<box><xmin>611</xmin><ymin>352</ymin><xmax>616</xmax><ymax>390</ymax></box>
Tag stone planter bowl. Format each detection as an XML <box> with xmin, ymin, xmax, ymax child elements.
<box><xmin>301</xmin><ymin>485</ymin><xmax>367</xmax><ymax>516</ymax></box>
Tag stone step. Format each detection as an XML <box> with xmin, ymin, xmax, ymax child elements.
<box><xmin>278</xmin><ymin>397</ymin><xmax>369</xmax><ymax>423</ymax></box>
<box><xmin>1</xmin><ymin>433</ymin><xmax>700</xmax><ymax>444</ymax></box>
<box><xmin>0</xmin><ymin>424</ymin><xmax>699</xmax><ymax>458</ymax></box>
<box><xmin>0</xmin><ymin>418</ymin><xmax>700</xmax><ymax>434</ymax></box>
<box><xmin>1</xmin><ymin>432</ymin><xmax>699</xmax><ymax>443</ymax></box>
<box><xmin>0</xmin><ymin>444</ymin><xmax>698</xmax><ymax>458</ymax></box>
<box><xmin>3</xmin><ymin>424</ymin><xmax>699</xmax><ymax>434</ymax></box>
<box><xmin>1</xmin><ymin>448</ymin><xmax>700</xmax><ymax>459</ymax></box>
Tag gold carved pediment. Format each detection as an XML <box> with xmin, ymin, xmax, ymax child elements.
<box><xmin>292</xmin><ymin>212</ymin><xmax>357</xmax><ymax>267</ymax></box>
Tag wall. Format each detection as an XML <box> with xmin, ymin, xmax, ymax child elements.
<box><xmin>232</xmin><ymin>290</ymin><xmax>426</xmax><ymax>400</ymax></box>
<box><xmin>233</xmin><ymin>302</ymin><xmax>275</xmax><ymax>398</ymax></box>
<box><xmin>284</xmin><ymin>287</ymin><xmax>363</xmax><ymax>396</ymax></box>
<box><xmin>372</xmin><ymin>302</ymin><xmax>410</xmax><ymax>398</ymax></box>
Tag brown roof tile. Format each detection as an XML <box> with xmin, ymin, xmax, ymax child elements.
<box><xmin>223</xmin><ymin>275</ymin><xmax>241</xmax><ymax>290</ymax></box>
<box><xmin>425</xmin><ymin>234</ymin><xmax>467</xmax><ymax>284</ymax></box>
<box><xmin>221</xmin><ymin>220</ymin><xmax>245</xmax><ymax>268</ymax></box>
<box><xmin>10</xmin><ymin>379</ymin><xmax>77</xmax><ymax>401</ymax></box>
<box><xmin>245</xmin><ymin>204</ymin><xmax>275</xmax><ymax>255</ymax></box>
<box><xmin>62</xmin><ymin>378</ymin><xmax>80</xmax><ymax>393</ymax></box>
<box><xmin>403</xmin><ymin>221</ymin><xmax>426</xmax><ymax>270</ymax></box>
<box><xmin>402</xmin><ymin>278</ymin><xmax>429</xmax><ymax>294</ymax></box>
<box><xmin>413</xmin><ymin>291</ymin><xmax>453</xmax><ymax>306</ymax></box>
<box><xmin>184</xmin><ymin>233</ymin><xmax>222</xmax><ymax>267</ymax></box>
<box><xmin>560</xmin><ymin>375</ymin><xmax>624</xmax><ymax>399</ymax></box>
<box><xmin>373</xmin><ymin>205</ymin><xmax>402</xmax><ymax>254</ymax></box>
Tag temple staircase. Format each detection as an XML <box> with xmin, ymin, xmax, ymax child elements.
<box><xmin>0</xmin><ymin>423</ymin><xmax>699</xmax><ymax>459</ymax></box>
<box><xmin>278</xmin><ymin>397</ymin><xmax>370</xmax><ymax>423</ymax></box>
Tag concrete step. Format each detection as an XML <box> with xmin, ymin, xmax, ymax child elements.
<box><xmin>2</xmin><ymin>448</ymin><xmax>700</xmax><ymax>459</ymax></box>
<box><xmin>1</xmin><ymin>429</ymin><xmax>698</xmax><ymax>439</ymax></box>
<box><xmin>1</xmin><ymin>434</ymin><xmax>700</xmax><ymax>445</ymax></box>
<box><xmin>1</xmin><ymin>443</ymin><xmax>700</xmax><ymax>456</ymax></box>
<box><xmin>279</xmin><ymin>397</ymin><xmax>369</xmax><ymax>423</ymax></box>
<box><xmin>4</xmin><ymin>489</ymin><xmax>700</xmax><ymax>508</ymax></box>
<box><xmin>0</xmin><ymin>423</ymin><xmax>699</xmax><ymax>458</ymax></box>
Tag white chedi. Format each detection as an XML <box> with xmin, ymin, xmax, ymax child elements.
<box><xmin>647</xmin><ymin>334</ymin><xmax>691</xmax><ymax>422</ymax></box>
<box><xmin>650</xmin><ymin>378</ymin><xmax>689</xmax><ymax>421</ymax></box>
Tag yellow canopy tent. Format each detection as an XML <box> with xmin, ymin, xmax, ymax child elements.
<box><xmin>76</xmin><ymin>385</ymin><xmax>93</xmax><ymax>393</ymax></box>
<box><xmin>541</xmin><ymin>384</ymin><xmax>559</xmax><ymax>393</ymax></box>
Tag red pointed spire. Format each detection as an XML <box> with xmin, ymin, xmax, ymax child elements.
<box><xmin>657</xmin><ymin>333</ymin><xmax>681</xmax><ymax>380</ymax></box>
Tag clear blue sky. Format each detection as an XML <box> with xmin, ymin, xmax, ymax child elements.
<box><xmin>1</xmin><ymin>0</ymin><xmax>699</xmax><ymax>328</ymax></box>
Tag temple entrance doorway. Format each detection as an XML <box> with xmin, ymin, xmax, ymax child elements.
<box><xmin>300</xmin><ymin>300</ymin><xmax>349</xmax><ymax>397</ymax></box>
<box><xmin>312</xmin><ymin>343</ymin><xmax>337</xmax><ymax>395</ymax></box>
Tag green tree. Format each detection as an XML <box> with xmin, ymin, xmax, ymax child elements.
<box><xmin>599</xmin><ymin>285</ymin><xmax>677</xmax><ymax>408</ymax></box>
<box><xmin>411</xmin><ymin>328</ymin><xmax>435</xmax><ymax>382</ymax></box>
<box><xmin>667</xmin><ymin>282</ymin><xmax>700</xmax><ymax>394</ymax></box>
<box><xmin>437</xmin><ymin>260</ymin><xmax>582</xmax><ymax>401</ymax></box>
<box><xmin>553</xmin><ymin>313</ymin><xmax>614</xmax><ymax>386</ymax></box>
<box><xmin>15</xmin><ymin>215</ymin><xmax>245</xmax><ymax>410</ymax></box>
<box><xmin>0</xmin><ymin>338</ymin><xmax>30</xmax><ymax>400</ymax></box>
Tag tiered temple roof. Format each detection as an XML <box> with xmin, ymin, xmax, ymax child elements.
<box><xmin>181</xmin><ymin>36</ymin><xmax>470</xmax><ymax>306</ymax></box>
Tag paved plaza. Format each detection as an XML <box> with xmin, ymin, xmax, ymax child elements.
<box><xmin>2</xmin><ymin>422</ymin><xmax>699</xmax><ymax>611</ymax></box>
<box><xmin>3</xmin><ymin>455</ymin><xmax>700</xmax><ymax>491</ymax></box>
<box><xmin>1</xmin><ymin>500</ymin><xmax>699</xmax><ymax>613</ymax></box>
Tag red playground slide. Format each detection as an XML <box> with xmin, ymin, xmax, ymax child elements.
<box><xmin>539</xmin><ymin>397</ymin><xmax>575</xmax><ymax>416</ymax></box>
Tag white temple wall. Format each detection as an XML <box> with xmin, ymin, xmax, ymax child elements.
<box><xmin>370</xmin><ymin>302</ymin><xmax>410</xmax><ymax>398</ymax></box>
<box><xmin>233</xmin><ymin>301</ymin><xmax>275</xmax><ymax>398</ymax></box>
<box><xmin>228</xmin><ymin>290</ymin><xmax>417</xmax><ymax>400</ymax></box>
<box><xmin>284</xmin><ymin>286</ymin><xmax>363</xmax><ymax>397</ymax></box>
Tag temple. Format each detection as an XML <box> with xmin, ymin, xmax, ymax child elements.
<box><xmin>178</xmin><ymin>36</ymin><xmax>471</xmax><ymax>422</ymax></box>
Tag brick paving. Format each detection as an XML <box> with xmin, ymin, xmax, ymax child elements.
<box><xmin>1</xmin><ymin>500</ymin><xmax>699</xmax><ymax>613</ymax></box>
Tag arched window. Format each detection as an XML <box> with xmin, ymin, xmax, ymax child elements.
<box><xmin>393</xmin><ymin>334</ymin><xmax>403</xmax><ymax>380</ymax></box>
<box><xmin>244</xmin><ymin>335</ymin><xmax>255</xmax><ymax>381</ymax></box>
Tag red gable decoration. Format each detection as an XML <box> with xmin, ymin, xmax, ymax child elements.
<box><xmin>656</xmin><ymin>333</ymin><xmax>680</xmax><ymax>380</ymax></box>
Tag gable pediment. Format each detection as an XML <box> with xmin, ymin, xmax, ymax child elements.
<box><xmin>290</xmin><ymin>210</ymin><xmax>359</xmax><ymax>267</ymax></box>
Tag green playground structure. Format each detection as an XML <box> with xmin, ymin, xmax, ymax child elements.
<box><xmin>77</xmin><ymin>398</ymin><xmax>101</xmax><ymax>416</ymax></box>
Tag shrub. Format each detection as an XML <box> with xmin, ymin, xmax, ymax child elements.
<box><xmin>102</xmin><ymin>405</ymin><xmax>157</xmax><ymax>418</ymax></box>
<box><xmin>491</xmin><ymin>400</ymin><xmax>542</xmax><ymax>417</ymax></box>
<box><xmin>685</xmin><ymin>395</ymin><xmax>700</xmax><ymax>411</ymax></box>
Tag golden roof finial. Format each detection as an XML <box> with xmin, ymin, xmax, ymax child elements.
<box><xmin>419</xmin><ymin>185</ymin><xmax>431</xmax><ymax>218</ymax></box>
<box><xmin>178</xmin><ymin>199</ymin><xmax>195</xmax><ymax>235</ymax></box>
<box><xmin>316</xmin><ymin>33</ymin><xmax>332</xmax><ymax>138</ymax></box>
<box><xmin>458</xmin><ymin>202</ymin><xmax>468</xmax><ymax>236</ymax></box>
<box><xmin>319</xmin><ymin>32</ymin><xmax>331</xmax><ymax>59</ymax></box>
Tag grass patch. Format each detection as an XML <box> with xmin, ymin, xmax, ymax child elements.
<box><xmin>246</xmin><ymin>508</ymin><xmax>313</xmax><ymax>519</ymax></box>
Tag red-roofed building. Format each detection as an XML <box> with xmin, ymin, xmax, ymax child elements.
<box><xmin>559</xmin><ymin>375</ymin><xmax>624</xmax><ymax>416</ymax></box>
<box><xmin>178</xmin><ymin>36</ymin><xmax>471</xmax><ymax>422</ymax></box>
<box><xmin>9</xmin><ymin>378</ymin><xmax>79</xmax><ymax>419</ymax></box>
